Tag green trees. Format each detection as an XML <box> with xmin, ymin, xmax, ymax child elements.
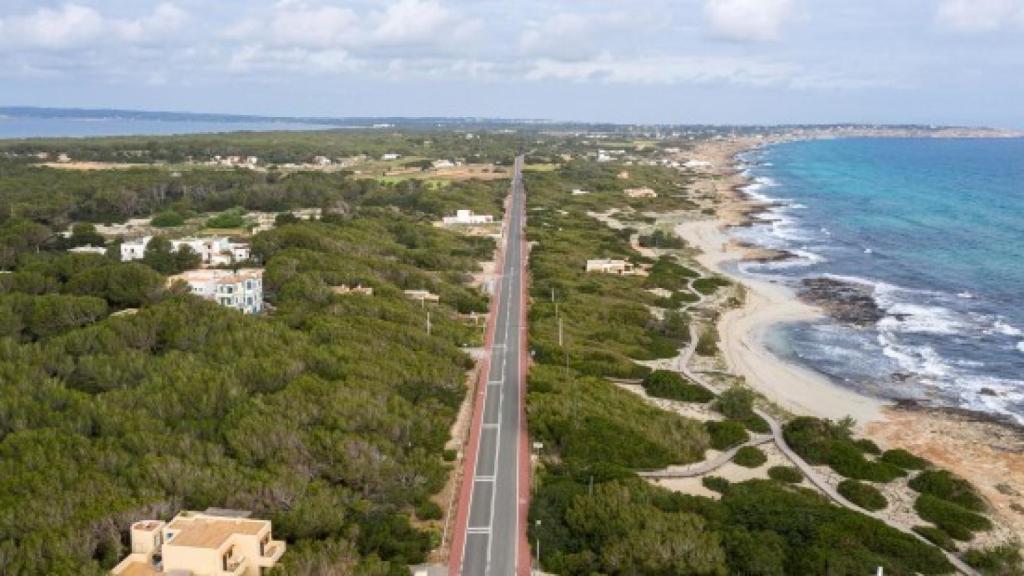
<box><xmin>141</xmin><ymin>236</ymin><xmax>200</xmax><ymax>275</ymax></box>
<box><xmin>65</xmin><ymin>263</ymin><xmax>165</xmax><ymax>307</ymax></box>
<box><xmin>784</xmin><ymin>417</ymin><xmax>906</xmax><ymax>482</ymax></box>
<box><xmin>733</xmin><ymin>446</ymin><xmax>768</xmax><ymax>468</ymax></box>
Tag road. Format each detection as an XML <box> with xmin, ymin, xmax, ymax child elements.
<box><xmin>452</xmin><ymin>155</ymin><xmax>528</xmax><ymax>576</ymax></box>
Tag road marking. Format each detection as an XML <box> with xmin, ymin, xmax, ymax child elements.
<box><xmin>475</xmin><ymin>475</ymin><xmax>495</xmax><ymax>482</ymax></box>
<box><xmin>467</xmin><ymin>527</ymin><xmax>491</xmax><ymax>534</ymax></box>
<box><xmin>482</xmin><ymin>423</ymin><xmax>498</xmax><ymax>429</ymax></box>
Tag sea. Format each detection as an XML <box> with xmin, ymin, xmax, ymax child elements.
<box><xmin>732</xmin><ymin>137</ymin><xmax>1024</xmax><ymax>425</ymax></box>
<box><xmin>0</xmin><ymin>115</ymin><xmax>337</xmax><ymax>139</ymax></box>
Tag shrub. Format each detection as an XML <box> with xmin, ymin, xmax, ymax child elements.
<box><xmin>442</xmin><ymin>449</ymin><xmax>457</xmax><ymax>462</ymax></box>
<box><xmin>912</xmin><ymin>525</ymin><xmax>956</xmax><ymax>551</ymax></box>
<box><xmin>717</xmin><ymin>386</ymin><xmax>755</xmax><ymax>420</ymax></box>
<box><xmin>767</xmin><ymin>465</ymin><xmax>803</xmax><ymax>484</ymax></box>
<box><xmin>963</xmin><ymin>545</ymin><xmax>1024</xmax><ymax>575</ymax></box>
<box><xmin>854</xmin><ymin>438</ymin><xmax>881</xmax><ymax>455</ymax></box>
<box><xmin>707</xmin><ymin>420</ymin><xmax>749</xmax><ymax>450</ymax></box>
<box><xmin>740</xmin><ymin>413</ymin><xmax>771</xmax><ymax>434</ymax></box>
<box><xmin>693</xmin><ymin>276</ymin><xmax>730</xmax><ymax>295</ymax></box>
<box><xmin>151</xmin><ymin>211</ymin><xmax>187</xmax><ymax>227</ymax></box>
<box><xmin>909</xmin><ymin>470</ymin><xmax>986</xmax><ymax>512</ymax></box>
<box><xmin>703</xmin><ymin>475</ymin><xmax>730</xmax><ymax>493</ymax></box>
<box><xmin>733</xmin><ymin>446</ymin><xmax>767</xmax><ymax>468</ymax></box>
<box><xmin>881</xmin><ymin>449</ymin><xmax>930</xmax><ymax>470</ymax></box>
<box><xmin>206</xmin><ymin>210</ymin><xmax>247</xmax><ymax>229</ymax></box>
<box><xmin>914</xmin><ymin>494</ymin><xmax>992</xmax><ymax>541</ymax></box>
<box><xmin>837</xmin><ymin>479</ymin><xmax>888</xmax><ymax>511</ymax></box>
<box><xmin>784</xmin><ymin>417</ymin><xmax>906</xmax><ymax>482</ymax></box>
<box><xmin>695</xmin><ymin>327</ymin><xmax>718</xmax><ymax>357</ymax></box>
<box><xmin>415</xmin><ymin>501</ymin><xmax>443</xmax><ymax>521</ymax></box>
<box><xmin>641</xmin><ymin>370</ymin><xmax>714</xmax><ymax>403</ymax></box>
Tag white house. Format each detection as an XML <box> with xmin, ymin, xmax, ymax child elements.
<box><xmin>432</xmin><ymin>159</ymin><xmax>456</xmax><ymax>169</ymax></box>
<box><xmin>169</xmin><ymin>269</ymin><xmax>264</xmax><ymax>314</ymax></box>
<box><xmin>442</xmin><ymin>210</ymin><xmax>494</xmax><ymax>226</ymax></box>
<box><xmin>68</xmin><ymin>245</ymin><xmax>107</xmax><ymax>256</ymax></box>
<box><xmin>171</xmin><ymin>237</ymin><xmax>251</xmax><ymax>266</ymax></box>
<box><xmin>571</xmin><ymin>188</ymin><xmax>590</xmax><ymax>196</ymax></box>
<box><xmin>120</xmin><ymin>236</ymin><xmax>153</xmax><ymax>261</ymax></box>
<box><xmin>624</xmin><ymin>187</ymin><xmax>658</xmax><ymax>199</ymax></box>
<box><xmin>312</xmin><ymin>155</ymin><xmax>332</xmax><ymax>166</ymax></box>
<box><xmin>586</xmin><ymin>259</ymin><xmax>637</xmax><ymax>275</ymax></box>
<box><xmin>381</xmin><ymin>153</ymin><xmax>401</xmax><ymax>161</ymax></box>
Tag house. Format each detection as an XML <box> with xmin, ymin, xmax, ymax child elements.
<box><xmin>571</xmin><ymin>188</ymin><xmax>590</xmax><ymax>196</ymax></box>
<box><xmin>403</xmin><ymin>289</ymin><xmax>440</xmax><ymax>303</ymax></box>
<box><xmin>432</xmin><ymin>159</ymin><xmax>456</xmax><ymax>169</ymax></box>
<box><xmin>120</xmin><ymin>236</ymin><xmax>153</xmax><ymax>261</ymax></box>
<box><xmin>110</xmin><ymin>509</ymin><xmax>285</xmax><ymax>576</ymax></box>
<box><xmin>624</xmin><ymin>187</ymin><xmax>658</xmax><ymax>199</ymax></box>
<box><xmin>586</xmin><ymin>259</ymin><xmax>637</xmax><ymax>275</ymax></box>
<box><xmin>169</xmin><ymin>269</ymin><xmax>264</xmax><ymax>314</ymax></box>
<box><xmin>332</xmin><ymin>284</ymin><xmax>374</xmax><ymax>296</ymax></box>
<box><xmin>381</xmin><ymin>153</ymin><xmax>401</xmax><ymax>161</ymax></box>
<box><xmin>68</xmin><ymin>245</ymin><xmax>108</xmax><ymax>256</ymax></box>
<box><xmin>442</xmin><ymin>210</ymin><xmax>494</xmax><ymax>226</ymax></box>
<box><xmin>171</xmin><ymin>237</ymin><xmax>250</xmax><ymax>266</ymax></box>
<box><xmin>312</xmin><ymin>155</ymin><xmax>332</xmax><ymax>166</ymax></box>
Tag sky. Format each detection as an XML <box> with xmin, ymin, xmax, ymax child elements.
<box><xmin>1</xmin><ymin>0</ymin><xmax>1023</xmax><ymax>126</ymax></box>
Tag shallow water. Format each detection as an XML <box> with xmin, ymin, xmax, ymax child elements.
<box><xmin>733</xmin><ymin>137</ymin><xmax>1024</xmax><ymax>424</ymax></box>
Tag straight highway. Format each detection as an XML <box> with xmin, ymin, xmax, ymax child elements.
<box><xmin>452</xmin><ymin>155</ymin><xmax>528</xmax><ymax>576</ymax></box>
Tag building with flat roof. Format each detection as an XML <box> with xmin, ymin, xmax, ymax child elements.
<box><xmin>168</xmin><ymin>269</ymin><xmax>263</xmax><ymax>314</ymax></box>
<box><xmin>171</xmin><ymin>237</ymin><xmax>250</xmax><ymax>266</ymax></box>
<box><xmin>121</xmin><ymin>236</ymin><xmax>153</xmax><ymax>261</ymax></box>
<box><xmin>442</xmin><ymin>210</ymin><xmax>494</xmax><ymax>226</ymax></box>
<box><xmin>110</xmin><ymin>510</ymin><xmax>285</xmax><ymax>576</ymax></box>
<box><xmin>585</xmin><ymin>259</ymin><xmax>638</xmax><ymax>275</ymax></box>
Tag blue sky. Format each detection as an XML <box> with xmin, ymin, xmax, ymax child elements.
<box><xmin>1</xmin><ymin>0</ymin><xmax>1023</xmax><ymax>126</ymax></box>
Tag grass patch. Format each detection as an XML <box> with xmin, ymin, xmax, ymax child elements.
<box><xmin>909</xmin><ymin>470</ymin><xmax>986</xmax><ymax>512</ymax></box>
<box><xmin>692</xmin><ymin>276</ymin><xmax>731</xmax><ymax>295</ymax></box>
<box><xmin>707</xmin><ymin>420</ymin><xmax>749</xmax><ymax>451</ymax></box>
<box><xmin>838</xmin><ymin>479</ymin><xmax>888</xmax><ymax>511</ymax></box>
<box><xmin>912</xmin><ymin>525</ymin><xmax>957</xmax><ymax>552</ymax></box>
<box><xmin>767</xmin><ymin>465</ymin><xmax>803</xmax><ymax>484</ymax></box>
<box><xmin>641</xmin><ymin>370</ymin><xmax>714</xmax><ymax>403</ymax></box>
<box><xmin>703</xmin><ymin>475</ymin><xmax>731</xmax><ymax>493</ymax></box>
<box><xmin>881</xmin><ymin>449</ymin><xmax>931</xmax><ymax>470</ymax></box>
<box><xmin>914</xmin><ymin>494</ymin><xmax>992</xmax><ymax>541</ymax></box>
<box><xmin>733</xmin><ymin>446</ymin><xmax>767</xmax><ymax>468</ymax></box>
<box><xmin>963</xmin><ymin>545</ymin><xmax>1024</xmax><ymax>575</ymax></box>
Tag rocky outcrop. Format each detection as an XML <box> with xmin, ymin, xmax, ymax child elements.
<box><xmin>799</xmin><ymin>277</ymin><xmax>885</xmax><ymax>327</ymax></box>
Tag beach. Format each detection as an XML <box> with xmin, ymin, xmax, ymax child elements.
<box><xmin>677</xmin><ymin>136</ymin><xmax>1024</xmax><ymax>538</ymax></box>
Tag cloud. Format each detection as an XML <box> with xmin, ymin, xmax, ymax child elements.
<box><xmin>523</xmin><ymin>52</ymin><xmax>888</xmax><ymax>90</ymax></box>
<box><xmin>935</xmin><ymin>0</ymin><xmax>1024</xmax><ymax>33</ymax></box>
<box><xmin>0</xmin><ymin>3</ymin><xmax>188</xmax><ymax>50</ymax></box>
<box><xmin>703</xmin><ymin>0</ymin><xmax>794</xmax><ymax>42</ymax></box>
<box><xmin>519</xmin><ymin>11</ymin><xmax>654</xmax><ymax>60</ymax></box>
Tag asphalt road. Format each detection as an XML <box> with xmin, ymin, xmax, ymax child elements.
<box><xmin>460</xmin><ymin>155</ymin><xmax>526</xmax><ymax>576</ymax></box>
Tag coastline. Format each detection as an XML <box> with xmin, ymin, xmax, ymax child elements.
<box><xmin>676</xmin><ymin>135</ymin><xmax>1024</xmax><ymax>540</ymax></box>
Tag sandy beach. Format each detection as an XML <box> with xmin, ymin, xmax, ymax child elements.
<box><xmin>676</xmin><ymin>136</ymin><xmax>1024</xmax><ymax>540</ymax></box>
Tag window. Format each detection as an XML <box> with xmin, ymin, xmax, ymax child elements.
<box><xmin>246</xmin><ymin>280</ymin><xmax>253</xmax><ymax>290</ymax></box>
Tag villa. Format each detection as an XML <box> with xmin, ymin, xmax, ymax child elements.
<box><xmin>171</xmin><ymin>237</ymin><xmax>251</xmax><ymax>266</ymax></box>
<box><xmin>110</xmin><ymin>509</ymin><xmax>285</xmax><ymax>576</ymax></box>
<box><xmin>168</xmin><ymin>269</ymin><xmax>264</xmax><ymax>314</ymax></box>
<box><xmin>442</xmin><ymin>209</ymin><xmax>494</xmax><ymax>226</ymax></box>
<box><xmin>68</xmin><ymin>245</ymin><xmax>107</xmax><ymax>256</ymax></box>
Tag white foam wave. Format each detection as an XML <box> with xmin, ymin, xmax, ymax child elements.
<box><xmin>993</xmin><ymin>320</ymin><xmax>1022</xmax><ymax>337</ymax></box>
<box><xmin>1018</xmin><ymin>341</ymin><xmax>1024</xmax><ymax>353</ymax></box>
<box><xmin>878</xmin><ymin>303</ymin><xmax>966</xmax><ymax>335</ymax></box>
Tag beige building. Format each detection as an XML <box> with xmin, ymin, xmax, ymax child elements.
<box><xmin>624</xmin><ymin>187</ymin><xmax>658</xmax><ymax>198</ymax></box>
<box><xmin>586</xmin><ymin>259</ymin><xmax>638</xmax><ymax>275</ymax></box>
<box><xmin>111</xmin><ymin>510</ymin><xmax>285</xmax><ymax>576</ymax></box>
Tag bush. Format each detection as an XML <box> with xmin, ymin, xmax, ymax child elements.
<box><xmin>783</xmin><ymin>417</ymin><xmax>906</xmax><ymax>482</ymax></box>
<box><xmin>909</xmin><ymin>470</ymin><xmax>986</xmax><ymax>512</ymax></box>
<box><xmin>717</xmin><ymin>386</ymin><xmax>755</xmax><ymax>420</ymax></box>
<box><xmin>442</xmin><ymin>449</ymin><xmax>457</xmax><ymax>462</ymax></box>
<box><xmin>415</xmin><ymin>501</ymin><xmax>443</xmax><ymax>521</ymax></box>
<box><xmin>206</xmin><ymin>210</ymin><xmax>247</xmax><ymax>229</ymax></box>
<box><xmin>854</xmin><ymin>438</ymin><xmax>881</xmax><ymax>455</ymax></box>
<box><xmin>695</xmin><ymin>326</ymin><xmax>718</xmax><ymax>357</ymax></box>
<box><xmin>963</xmin><ymin>545</ymin><xmax>1024</xmax><ymax>575</ymax></box>
<box><xmin>914</xmin><ymin>494</ymin><xmax>992</xmax><ymax>541</ymax></box>
<box><xmin>693</xmin><ymin>276</ymin><xmax>730</xmax><ymax>295</ymax></box>
<box><xmin>641</xmin><ymin>370</ymin><xmax>714</xmax><ymax>403</ymax></box>
<box><xmin>707</xmin><ymin>420</ymin><xmax>749</xmax><ymax>451</ymax></box>
<box><xmin>912</xmin><ymin>525</ymin><xmax>956</xmax><ymax>551</ymax></box>
<box><xmin>767</xmin><ymin>465</ymin><xmax>803</xmax><ymax>484</ymax></box>
<box><xmin>740</xmin><ymin>413</ymin><xmax>771</xmax><ymax>434</ymax></box>
<box><xmin>733</xmin><ymin>446</ymin><xmax>767</xmax><ymax>468</ymax></box>
<box><xmin>151</xmin><ymin>211</ymin><xmax>187</xmax><ymax>227</ymax></box>
<box><xmin>881</xmin><ymin>449</ymin><xmax>930</xmax><ymax>470</ymax></box>
<box><xmin>703</xmin><ymin>475</ymin><xmax>730</xmax><ymax>493</ymax></box>
<box><xmin>837</xmin><ymin>479</ymin><xmax>888</xmax><ymax>511</ymax></box>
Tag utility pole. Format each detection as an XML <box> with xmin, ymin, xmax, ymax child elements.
<box><xmin>558</xmin><ymin>316</ymin><xmax>563</xmax><ymax>347</ymax></box>
<box><xmin>426</xmin><ymin>311</ymin><xmax>431</xmax><ymax>336</ymax></box>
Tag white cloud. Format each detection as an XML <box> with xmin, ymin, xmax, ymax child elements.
<box><xmin>704</xmin><ymin>0</ymin><xmax>794</xmax><ymax>42</ymax></box>
<box><xmin>0</xmin><ymin>2</ymin><xmax>188</xmax><ymax>51</ymax></box>
<box><xmin>268</xmin><ymin>5</ymin><xmax>359</xmax><ymax>48</ymax></box>
<box><xmin>519</xmin><ymin>12</ymin><xmax>651</xmax><ymax>60</ymax></box>
<box><xmin>935</xmin><ymin>0</ymin><xmax>1024</xmax><ymax>33</ymax></box>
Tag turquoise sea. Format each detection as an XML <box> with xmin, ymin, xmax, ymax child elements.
<box><xmin>734</xmin><ymin>138</ymin><xmax>1024</xmax><ymax>425</ymax></box>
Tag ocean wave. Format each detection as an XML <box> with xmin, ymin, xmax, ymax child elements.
<box><xmin>1018</xmin><ymin>341</ymin><xmax>1024</xmax><ymax>353</ymax></box>
<box><xmin>877</xmin><ymin>303</ymin><xmax>967</xmax><ymax>335</ymax></box>
<box><xmin>992</xmin><ymin>320</ymin><xmax>1023</xmax><ymax>337</ymax></box>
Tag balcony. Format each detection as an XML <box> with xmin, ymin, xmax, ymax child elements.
<box><xmin>255</xmin><ymin>540</ymin><xmax>287</xmax><ymax>567</ymax></box>
<box><xmin>225</xmin><ymin>555</ymin><xmax>247</xmax><ymax>575</ymax></box>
